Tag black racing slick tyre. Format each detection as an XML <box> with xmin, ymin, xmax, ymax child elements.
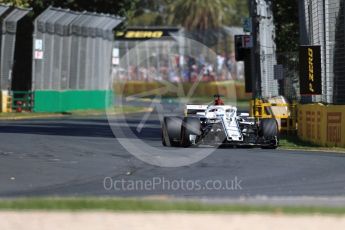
<box><xmin>180</xmin><ymin>117</ymin><xmax>201</xmax><ymax>147</ymax></box>
<box><xmin>260</xmin><ymin>118</ymin><xmax>278</xmax><ymax>149</ymax></box>
<box><xmin>162</xmin><ymin>116</ymin><xmax>182</xmax><ymax>147</ymax></box>
<box><xmin>260</xmin><ymin>118</ymin><xmax>278</xmax><ymax>137</ymax></box>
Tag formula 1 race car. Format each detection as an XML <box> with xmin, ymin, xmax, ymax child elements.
<box><xmin>161</xmin><ymin>95</ymin><xmax>278</xmax><ymax>149</ymax></box>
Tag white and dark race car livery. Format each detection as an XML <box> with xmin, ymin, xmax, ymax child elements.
<box><xmin>161</xmin><ymin>96</ymin><xmax>279</xmax><ymax>149</ymax></box>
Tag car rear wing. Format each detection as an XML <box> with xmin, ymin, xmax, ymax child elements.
<box><xmin>185</xmin><ymin>105</ymin><xmax>208</xmax><ymax>115</ymax></box>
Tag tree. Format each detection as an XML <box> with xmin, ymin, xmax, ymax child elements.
<box><xmin>127</xmin><ymin>0</ymin><xmax>168</xmax><ymax>26</ymax></box>
<box><xmin>128</xmin><ymin>0</ymin><xmax>248</xmax><ymax>28</ymax></box>
<box><xmin>0</xmin><ymin>0</ymin><xmax>138</xmax><ymax>18</ymax></box>
<box><xmin>166</xmin><ymin>0</ymin><xmax>233</xmax><ymax>31</ymax></box>
<box><xmin>272</xmin><ymin>0</ymin><xmax>299</xmax><ymax>53</ymax></box>
<box><xmin>0</xmin><ymin>0</ymin><xmax>29</xmax><ymax>7</ymax></box>
<box><xmin>229</xmin><ymin>0</ymin><xmax>248</xmax><ymax>26</ymax></box>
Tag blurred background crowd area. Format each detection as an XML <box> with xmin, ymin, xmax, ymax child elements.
<box><xmin>115</xmin><ymin>52</ymin><xmax>244</xmax><ymax>83</ymax></box>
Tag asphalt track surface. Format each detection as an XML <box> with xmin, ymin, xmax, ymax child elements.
<box><xmin>0</xmin><ymin>111</ymin><xmax>345</xmax><ymax>203</ymax></box>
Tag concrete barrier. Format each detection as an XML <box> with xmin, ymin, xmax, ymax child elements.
<box><xmin>298</xmin><ymin>104</ymin><xmax>345</xmax><ymax>147</ymax></box>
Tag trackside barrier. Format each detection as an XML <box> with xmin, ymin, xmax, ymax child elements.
<box><xmin>249</xmin><ymin>98</ymin><xmax>297</xmax><ymax>133</ymax></box>
<box><xmin>0</xmin><ymin>90</ymin><xmax>12</xmax><ymax>112</ymax></box>
<box><xmin>33</xmin><ymin>90</ymin><xmax>112</xmax><ymax>112</ymax></box>
<box><xmin>297</xmin><ymin>104</ymin><xmax>345</xmax><ymax>148</ymax></box>
<box><xmin>33</xmin><ymin>7</ymin><xmax>123</xmax><ymax>91</ymax></box>
<box><xmin>0</xmin><ymin>6</ymin><xmax>31</xmax><ymax>90</ymax></box>
<box><xmin>11</xmin><ymin>91</ymin><xmax>34</xmax><ymax>112</ymax></box>
<box><xmin>114</xmin><ymin>81</ymin><xmax>251</xmax><ymax>100</ymax></box>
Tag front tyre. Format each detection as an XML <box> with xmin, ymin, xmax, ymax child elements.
<box><xmin>180</xmin><ymin>117</ymin><xmax>201</xmax><ymax>147</ymax></box>
<box><xmin>261</xmin><ymin>136</ymin><xmax>279</xmax><ymax>149</ymax></box>
<box><xmin>162</xmin><ymin>116</ymin><xmax>182</xmax><ymax>147</ymax></box>
<box><xmin>259</xmin><ymin>118</ymin><xmax>279</xmax><ymax>149</ymax></box>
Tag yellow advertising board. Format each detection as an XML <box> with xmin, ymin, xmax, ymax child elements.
<box><xmin>298</xmin><ymin>104</ymin><xmax>345</xmax><ymax>147</ymax></box>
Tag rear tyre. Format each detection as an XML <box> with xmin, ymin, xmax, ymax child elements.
<box><xmin>259</xmin><ymin>118</ymin><xmax>278</xmax><ymax>149</ymax></box>
<box><xmin>162</xmin><ymin>117</ymin><xmax>182</xmax><ymax>147</ymax></box>
<box><xmin>180</xmin><ymin>117</ymin><xmax>201</xmax><ymax>147</ymax></box>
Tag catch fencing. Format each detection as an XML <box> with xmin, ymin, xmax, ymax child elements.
<box><xmin>300</xmin><ymin>0</ymin><xmax>345</xmax><ymax>104</ymax></box>
<box><xmin>0</xmin><ymin>5</ymin><xmax>30</xmax><ymax>90</ymax></box>
<box><xmin>32</xmin><ymin>7</ymin><xmax>123</xmax><ymax>91</ymax></box>
<box><xmin>256</xmin><ymin>0</ymin><xmax>279</xmax><ymax>98</ymax></box>
<box><xmin>260</xmin><ymin>52</ymin><xmax>300</xmax><ymax>102</ymax></box>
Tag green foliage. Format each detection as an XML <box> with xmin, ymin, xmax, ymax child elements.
<box><xmin>0</xmin><ymin>0</ymin><xmax>30</xmax><ymax>7</ymax></box>
<box><xmin>229</xmin><ymin>0</ymin><xmax>248</xmax><ymax>26</ymax></box>
<box><xmin>128</xmin><ymin>0</ymin><xmax>168</xmax><ymax>26</ymax></box>
<box><xmin>0</xmin><ymin>0</ymin><xmax>138</xmax><ymax>18</ymax></box>
<box><xmin>2</xmin><ymin>0</ymin><xmax>249</xmax><ymax>29</ymax></box>
<box><xmin>129</xmin><ymin>0</ymin><xmax>249</xmax><ymax>29</ymax></box>
<box><xmin>166</xmin><ymin>0</ymin><xmax>231</xmax><ymax>30</ymax></box>
<box><xmin>1</xmin><ymin>198</ymin><xmax>345</xmax><ymax>214</ymax></box>
<box><xmin>272</xmin><ymin>0</ymin><xmax>299</xmax><ymax>53</ymax></box>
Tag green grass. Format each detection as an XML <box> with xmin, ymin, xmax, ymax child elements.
<box><xmin>0</xmin><ymin>112</ymin><xmax>57</xmax><ymax>118</ymax></box>
<box><xmin>70</xmin><ymin>106</ymin><xmax>150</xmax><ymax>116</ymax></box>
<box><xmin>112</xmin><ymin>106</ymin><xmax>151</xmax><ymax>114</ymax></box>
<box><xmin>0</xmin><ymin>106</ymin><xmax>149</xmax><ymax>120</ymax></box>
<box><xmin>279</xmin><ymin>135</ymin><xmax>345</xmax><ymax>152</ymax></box>
<box><xmin>0</xmin><ymin>198</ymin><xmax>344</xmax><ymax>214</ymax></box>
<box><xmin>157</xmin><ymin>97</ymin><xmax>250</xmax><ymax>109</ymax></box>
<box><xmin>279</xmin><ymin>135</ymin><xmax>320</xmax><ymax>149</ymax></box>
<box><xmin>188</xmin><ymin>98</ymin><xmax>249</xmax><ymax>109</ymax></box>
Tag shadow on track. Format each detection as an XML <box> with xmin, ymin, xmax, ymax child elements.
<box><xmin>0</xmin><ymin>120</ymin><xmax>114</xmax><ymax>138</ymax></box>
<box><xmin>0</xmin><ymin>117</ymin><xmax>162</xmax><ymax>140</ymax></box>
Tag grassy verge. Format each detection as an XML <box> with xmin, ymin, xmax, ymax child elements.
<box><xmin>187</xmin><ymin>98</ymin><xmax>250</xmax><ymax>109</ymax></box>
<box><xmin>0</xmin><ymin>106</ymin><xmax>150</xmax><ymax>120</ymax></box>
<box><xmin>72</xmin><ymin>106</ymin><xmax>151</xmax><ymax>116</ymax></box>
<box><xmin>0</xmin><ymin>112</ymin><xmax>62</xmax><ymax>118</ymax></box>
<box><xmin>279</xmin><ymin>135</ymin><xmax>345</xmax><ymax>153</ymax></box>
<box><xmin>0</xmin><ymin>198</ymin><xmax>344</xmax><ymax>214</ymax></box>
<box><xmin>137</xmin><ymin>97</ymin><xmax>250</xmax><ymax>110</ymax></box>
